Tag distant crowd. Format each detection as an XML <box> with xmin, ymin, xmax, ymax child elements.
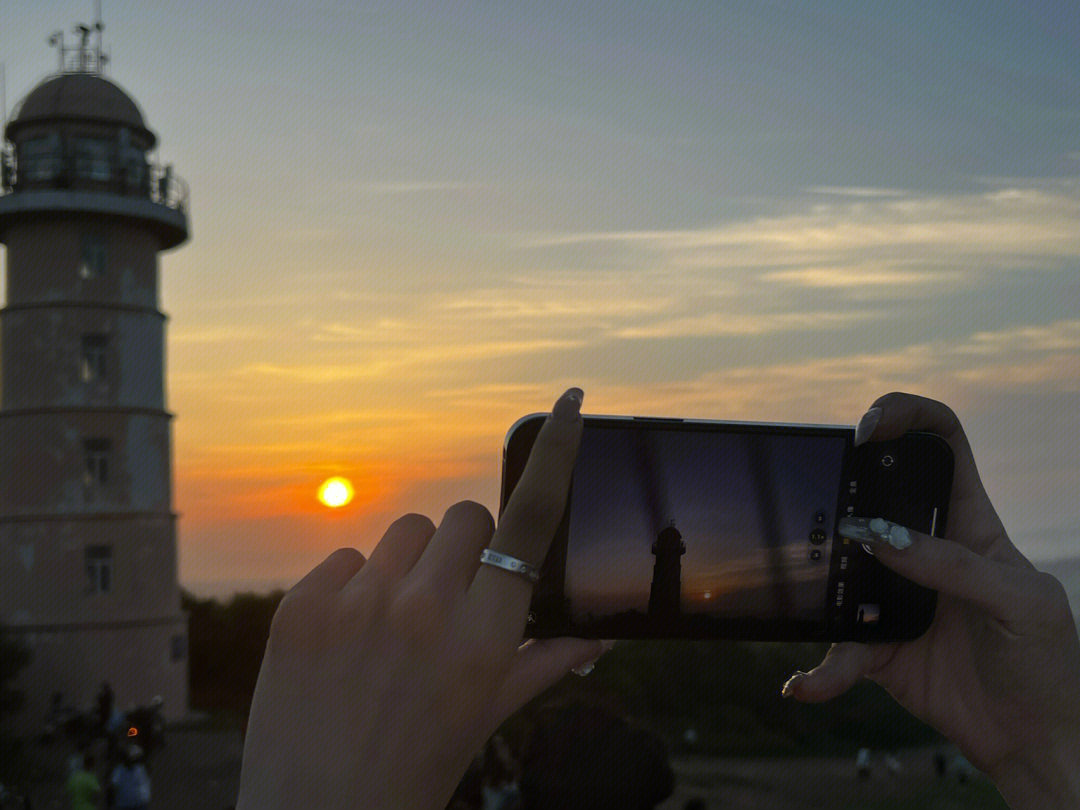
<box><xmin>42</xmin><ymin>682</ymin><xmax>161</xmax><ymax>810</ymax></box>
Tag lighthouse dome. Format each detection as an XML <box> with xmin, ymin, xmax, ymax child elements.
<box><xmin>5</xmin><ymin>73</ymin><xmax>155</xmax><ymax>146</ymax></box>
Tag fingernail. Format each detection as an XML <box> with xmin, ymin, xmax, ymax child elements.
<box><xmin>572</xmin><ymin>659</ymin><xmax>596</xmax><ymax>677</ymax></box>
<box><xmin>837</xmin><ymin>516</ymin><xmax>912</xmax><ymax>550</ymax></box>
<box><xmin>854</xmin><ymin>407</ymin><xmax>883</xmax><ymax>446</ymax></box>
<box><xmin>573</xmin><ymin>640</ymin><xmax>613</xmax><ymax>676</ymax></box>
<box><xmin>782</xmin><ymin>671</ymin><xmax>808</xmax><ymax>698</ymax></box>
<box><xmin>553</xmin><ymin>388</ymin><xmax>584</xmax><ymax>422</ymax></box>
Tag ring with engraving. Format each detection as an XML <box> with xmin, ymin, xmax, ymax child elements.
<box><xmin>479</xmin><ymin>549</ymin><xmax>541</xmax><ymax>584</ymax></box>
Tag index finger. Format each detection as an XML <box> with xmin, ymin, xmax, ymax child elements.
<box><xmin>466</xmin><ymin>388</ymin><xmax>583</xmax><ymax>637</ymax></box>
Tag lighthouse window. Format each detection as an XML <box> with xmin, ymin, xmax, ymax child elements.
<box><xmin>84</xmin><ymin>438</ymin><xmax>111</xmax><ymax>485</ymax></box>
<box><xmin>19</xmin><ymin>135</ymin><xmax>62</xmax><ymax>181</ymax></box>
<box><xmin>85</xmin><ymin>545</ymin><xmax>112</xmax><ymax>594</ymax></box>
<box><xmin>81</xmin><ymin>235</ymin><xmax>107</xmax><ymax>279</ymax></box>
<box><xmin>81</xmin><ymin>334</ymin><xmax>109</xmax><ymax>382</ymax></box>
<box><xmin>74</xmin><ymin>137</ymin><xmax>112</xmax><ymax>181</ymax></box>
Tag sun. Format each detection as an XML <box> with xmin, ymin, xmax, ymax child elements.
<box><xmin>317</xmin><ymin>477</ymin><xmax>354</xmax><ymax>508</ymax></box>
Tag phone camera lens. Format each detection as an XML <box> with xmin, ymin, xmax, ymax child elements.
<box><xmin>880</xmin><ymin>454</ymin><xmax>895</xmax><ymax>468</ymax></box>
<box><xmin>809</xmin><ymin>528</ymin><xmax>826</xmax><ymax>545</ymax></box>
<box><xmin>809</xmin><ymin>549</ymin><xmax>823</xmax><ymax>561</ymax></box>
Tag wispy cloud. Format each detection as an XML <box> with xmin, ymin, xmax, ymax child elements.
<box><xmin>584</xmin><ymin>318</ymin><xmax>1080</xmax><ymax>421</ymax></box>
<box><xmin>360</xmin><ymin>181</ymin><xmax>486</xmax><ymax>194</ymax></box>
<box><xmin>170</xmin><ymin>326</ymin><xmax>270</xmax><ymax>344</ymax></box>
<box><xmin>436</xmin><ymin>289</ymin><xmax>675</xmax><ymax>319</ymax></box>
<box><xmin>955</xmin><ymin>320</ymin><xmax>1080</xmax><ymax>357</ymax></box>
<box><xmin>234</xmin><ymin>361</ymin><xmax>389</xmax><ymax>383</ymax></box>
<box><xmin>524</xmin><ymin>184</ymin><xmax>1080</xmax><ymax>279</ymax></box>
<box><xmin>612</xmin><ymin>309</ymin><xmax>880</xmax><ymax>339</ymax></box>
<box><xmin>760</xmin><ymin>261</ymin><xmax>964</xmax><ymax>289</ymax></box>
<box><xmin>804</xmin><ymin>186</ymin><xmax>909</xmax><ymax>198</ymax></box>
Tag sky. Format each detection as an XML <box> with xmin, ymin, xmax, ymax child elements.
<box><xmin>1</xmin><ymin>1</ymin><xmax>1078</xmax><ymax>595</ymax></box>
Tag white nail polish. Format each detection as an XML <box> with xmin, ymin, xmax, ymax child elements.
<box><xmin>839</xmin><ymin>516</ymin><xmax>912</xmax><ymax>550</ymax></box>
<box><xmin>886</xmin><ymin>523</ymin><xmax>912</xmax><ymax>550</ymax></box>
<box><xmin>572</xmin><ymin>660</ymin><xmax>596</xmax><ymax>677</ymax></box>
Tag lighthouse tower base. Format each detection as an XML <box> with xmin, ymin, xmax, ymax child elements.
<box><xmin>5</xmin><ymin>619</ymin><xmax>189</xmax><ymax>737</ymax></box>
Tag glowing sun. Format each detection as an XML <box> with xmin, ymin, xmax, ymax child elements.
<box><xmin>317</xmin><ymin>477</ymin><xmax>354</xmax><ymax>508</ymax></box>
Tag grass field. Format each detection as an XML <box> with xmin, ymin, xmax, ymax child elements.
<box><xmin>660</xmin><ymin>749</ymin><xmax>1007</xmax><ymax>810</ymax></box>
<box><xmin>12</xmin><ymin>723</ymin><xmax>1006</xmax><ymax>810</ymax></box>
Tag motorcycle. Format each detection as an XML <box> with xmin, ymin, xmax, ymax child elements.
<box><xmin>113</xmin><ymin>696</ymin><xmax>166</xmax><ymax>769</ymax></box>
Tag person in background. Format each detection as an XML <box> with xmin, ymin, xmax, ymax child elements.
<box><xmin>855</xmin><ymin>747</ymin><xmax>871</xmax><ymax>780</ymax></box>
<box><xmin>235</xmin><ymin>391</ymin><xmax>1080</xmax><ymax>810</ymax></box>
<box><xmin>480</xmin><ymin>735</ymin><xmax>521</xmax><ymax>810</ymax></box>
<box><xmin>104</xmin><ymin>703</ymin><xmax>125</xmax><ymax>773</ymax></box>
<box><xmin>933</xmin><ymin>748</ymin><xmax>948</xmax><ymax>778</ymax></box>
<box><xmin>65</xmin><ymin>752</ymin><xmax>100</xmax><ymax>810</ymax></box>
<box><xmin>95</xmin><ymin>682</ymin><xmax>114</xmax><ymax>737</ymax></box>
<box><xmin>883</xmin><ymin>752</ymin><xmax>902</xmax><ymax>776</ymax></box>
<box><xmin>66</xmin><ymin>748</ymin><xmax>85</xmax><ymax>779</ymax></box>
<box><xmin>110</xmin><ymin>745</ymin><xmax>151</xmax><ymax>810</ymax></box>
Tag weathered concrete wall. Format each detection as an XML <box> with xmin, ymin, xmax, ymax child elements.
<box><xmin>0</xmin><ymin>515</ymin><xmax>180</xmax><ymax>623</ymax></box>
<box><xmin>0</xmin><ymin>412</ymin><xmax>171</xmax><ymax>514</ymax></box>
<box><xmin>0</xmin><ymin>308</ymin><xmax>165</xmax><ymax>409</ymax></box>
<box><xmin>3</xmin><ymin>219</ymin><xmax>159</xmax><ymax>308</ymax></box>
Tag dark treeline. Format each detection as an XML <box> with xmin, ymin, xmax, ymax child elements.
<box><xmin>182</xmin><ymin>590</ymin><xmax>940</xmax><ymax>755</ymax></box>
<box><xmin>182</xmin><ymin>588</ymin><xmax>285</xmax><ymax>724</ymax></box>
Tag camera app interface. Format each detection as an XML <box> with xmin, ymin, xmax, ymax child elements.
<box><xmin>555</xmin><ymin>425</ymin><xmax>846</xmax><ymax>634</ymax></box>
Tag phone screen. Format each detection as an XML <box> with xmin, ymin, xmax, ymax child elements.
<box><xmin>563</xmin><ymin>424</ymin><xmax>846</xmax><ymax>629</ymax></box>
<box><xmin>504</xmin><ymin>414</ymin><xmax>949</xmax><ymax>641</ymax></box>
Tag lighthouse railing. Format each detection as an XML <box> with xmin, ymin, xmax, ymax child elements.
<box><xmin>0</xmin><ymin>142</ymin><xmax>187</xmax><ymax>215</ymax></box>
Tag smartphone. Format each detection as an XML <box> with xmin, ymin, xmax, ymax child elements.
<box><xmin>500</xmin><ymin>414</ymin><xmax>953</xmax><ymax>643</ymax></box>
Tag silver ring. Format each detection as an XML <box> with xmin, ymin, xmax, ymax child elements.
<box><xmin>479</xmin><ymin>549</ymin><xmax>540</xmax><ymax>584</ymax></box>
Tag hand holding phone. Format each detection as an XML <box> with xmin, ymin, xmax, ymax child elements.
<box><xmin>783</xmin><ymin>393</ymin><xmax>1080</xmax><ymax>810</ymax></box>
<box><xmin>501</xmin><ymin>409</ymin><xmax>953</xmax><ymax>642</ymax></box>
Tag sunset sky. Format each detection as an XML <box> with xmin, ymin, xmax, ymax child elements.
<box><xmin>2</xmin><ymin>2</ymin><xmax>1078</xmax><ymax>594</ymax></box>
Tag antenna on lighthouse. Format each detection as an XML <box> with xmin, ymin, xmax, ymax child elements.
<box><xmin>48</xmin><ymin>30</ymin><xmax>65</xmax><ymax>72</ymax></box>
<box><xmin>94</xmin><ymin>0</ymin><xmax>106</xmax><ymax>71</ymax></box>
<box><xmin>75</xmin><ymin>24</ymin><xmax>92</xmax><ymax>72</ymax></box>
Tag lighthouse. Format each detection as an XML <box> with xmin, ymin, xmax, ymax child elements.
<box><xmin>648</xmin><ymin>523</ymin><xmax>685</xmax><ymax>621</ymax></box>
<box><xmin>0</xmin><ymin>21</ymin><xmax>189</xmax><ymax>730</ymax></box>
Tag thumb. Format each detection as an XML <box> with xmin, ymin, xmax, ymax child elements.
<box><xmin>782</xmin><ymin>643</ymin><xmax>876</xmax><ymax>703</ymax></box>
